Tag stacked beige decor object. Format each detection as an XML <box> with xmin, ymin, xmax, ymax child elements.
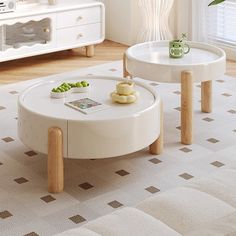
<box><xmin>57</xmin><ymin>163</ymin><xmax>236</xmax><ymax>236</ymax></box>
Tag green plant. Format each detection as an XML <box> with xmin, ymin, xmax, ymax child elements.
<box><xmin>208</xmin><ymin>0</ymin><xmax>225</xmax><ymax>6</ymax></box>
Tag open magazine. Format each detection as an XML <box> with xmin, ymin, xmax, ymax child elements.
<box><xmin>65</xmin><ymin>98</ymin><xmax>110</xmax><ymax>114</ymax></box>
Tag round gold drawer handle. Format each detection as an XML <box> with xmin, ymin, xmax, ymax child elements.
<box><xmin>43</xmin><ymin>28</ymin><xmax>50</xmax><ymax>33</ymax></box>
<box><xmin>77</xmin><ymin>16</ymin><xmax>83</xmax><ymax>21</ymax></box>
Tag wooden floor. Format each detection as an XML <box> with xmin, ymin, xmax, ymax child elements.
<box><xmin>226</xmin><ymin>60</ymin><xmax>236</xmax><ymax>77</ymax></box>
<box><xmin>0</xmin><ymin>40</ymin><xmax>235</xmax><ymax>85</ymax></box>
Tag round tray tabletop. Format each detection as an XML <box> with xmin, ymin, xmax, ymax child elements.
<box><xmin>19</xmin><ymin>76</ymin><xmax>158</xmax><ymax>121</ymax></box>
<box><xmin>126</xmin><ymin>41</ymin><xmax>226</xmax><ymax>83</ymax></box>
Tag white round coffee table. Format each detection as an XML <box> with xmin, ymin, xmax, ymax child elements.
<box><xmin>124</xmin><ymin>41</ymin><xmax>226</xmax><ymax>144</ymax></box>
<box><xmin>18</xmin><ymin>76</ymin><xmax>163</xmax><ymax>193</ymax></box>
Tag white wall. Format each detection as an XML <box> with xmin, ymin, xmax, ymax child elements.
<box><xmin>174</xmin><ymin>0</ymin><xmax>191</xmax><ymax>39</ymax></box>
<box><xmin>101</xmin><ymin>0</ymin><xmax>139</xmax><ymax>45</ymax></box>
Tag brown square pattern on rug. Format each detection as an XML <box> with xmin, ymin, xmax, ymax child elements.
<box><xmin>179</xmin><ymin>173</ymin><xmax>194</xmax><ymax>180</ymax></box>
<box><xmin>9</xmin><ymin>91</ymin><xmax>18</xmax><ymax>95</ymax></box>
<box><xmin>2</xmin><ymin>137</ymin><xmax>14</xmax><ymax>143</ymax></box>
<box><xmin>108</xmin><ymin>200</ymin><xmax>123</xmax><ymax>209</ymax></box>
<box><xmin>149</xmin><ymin>158</ymin><xmax>162</xmax><ymax>164</ymax></box>
<box><xmin>79</xmin><ymin>182</ymin><xmax>94</xmax><ymax>190</ymax></box>
<box><xmin>179</xmin><ymin>147</ymin><xmax>192</xmax><ymax>153</ymax></box>
<box><xmin>174</xmin><ymin>107</ymin><xmax>181</xmax><ymax>112</ymax></box>
<box><xmin>207</xmin><ymin>138</ymin><xmax>220</xmax><ymax>144</ymax></box>
<box><xmin>222</xmin><ymin>93</ymin><xmax>232</xmax><ymax>97</ymax></box>
<box><xmin>173</xmin><ymin>91</ymin><xmax>181</xmax><ymax>95</ymax></box>
<box><xmin>14</xmin><ymin>177</ymin><xmax>29</xmax><ymax>184</ymax></box>
<box><xmin>115</xmin><ymin>170</ymin><xmax>130</xmax><ymax>177</ymax></box>
<box><xmin>176</xmin><ymin>126</ymin><xmax>181</xmax><ymax>130</ymax></box>
<box><xmin>145</xmin><ymin>186</ymin><xmax>160</xmax><ymax>194</ymax></box>
<box><xmin>228</xmin><ymin>110</ymin><xmax>236</xmax><ymax>114</ymax></box>
<box><xmin>40</xmin><ymin>195</ymin><xmax>56</xmax><ymax>203</ymax></box>
<box><xmin>69</xmin><ymin>215</ymin><xmax>86</xmax><ymax>224</ymax></box>
<box><xmin>24</xmin><ymin>151</ymin><xmax>37</xmax><ymax>157</ymax></box>
<box><xmin>203</xmin><ymin>117</ymin><xmax>214</xmax><ymax>122</ymax></box>
<box><xmin>0</xmin><ymin>210</ymin><xmax>13</xmax><ymax>219</ymax></box>
<box><xmin>211</xmin><ymin>161</ymin><xmax>225</xmax><ymax>168</ymax></box>
<box><xmin>23</xmin><ymin>232</ymin><xmax>39</xmax><ymax>236</ymax></box>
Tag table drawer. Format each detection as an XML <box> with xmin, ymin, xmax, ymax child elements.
<box><xmin>57</xmin><ymin>6</ymin><xmax>101</xmax><ymax>29</ymax></box>
<box><xmin>57</xmin><ymin>23</ymin><xmax>102</xmax><ymax>47</ymax></box>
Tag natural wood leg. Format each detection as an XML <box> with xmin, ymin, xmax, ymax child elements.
<box><xmin>181</xmin><ymin>71</ymin><xmax>193</xmax><ymax>145</ymax></box>
<box><xmin>123</xmin><ymin>53</ymin><xmax>132</xmax><ymax>78</ymax></box>
<box><xmin>48</xmin><ymin>127</ymin><xmax>64</xmax><ymax>193</ymax></box>
<box><xmin>149</xmin><ymin>101</ymin><xmax>163</xmax><ymax>155</ymax></box>
<box><xmin>86</xmin><ymin>45</ymin><xmax>95</xmax><ymax>57</ymax></box>
<box><xmin>201</xmin><ymin>80</ymin><xmax>212</xmax><ymax>113</ymax></box>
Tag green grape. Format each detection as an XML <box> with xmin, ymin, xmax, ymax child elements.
<box><xmin>81</xmin><ymin>81</ymin><xmax>88</xmax><ymax>87</ymax></box>
<box><xmin>76</xmin><ymin>82</ymin><xmax>83</xmax><ymax>87</ymax></box>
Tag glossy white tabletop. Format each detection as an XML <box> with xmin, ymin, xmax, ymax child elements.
<box><xmin>127</xmin><ymin>41</ymin><xmax>223</xmax><ymax>66</ymax></box>
<box><xmin>126</xmin><ymin>41</ymin><xmax>226</xmax><ymax>83</ymax></box>
<box><xmin>132</xmin><ymin>47</ymin><xmax>220</xmax><ymax>66</ymax></box>
<box><xmin>19</xmin><ymin>76</ymin><xmax>157</xmax><ymax>121</ymax></box>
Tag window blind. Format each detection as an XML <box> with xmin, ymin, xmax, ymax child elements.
<box><xmin>206</xmin><ymin>0</ymin><xmax>236</xmax><ymax>47</ymax></box>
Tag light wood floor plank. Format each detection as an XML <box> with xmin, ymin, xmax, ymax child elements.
<box><xmin>0</xmin><ymin>40</ymin><xmax>235</xmax><ymax>85</ymax></box>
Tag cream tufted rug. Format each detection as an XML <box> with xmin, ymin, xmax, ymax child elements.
<box><xmin>0</xmin><ymin>61</ymin><xmax>236</xmax><ymax>235</ymax></box>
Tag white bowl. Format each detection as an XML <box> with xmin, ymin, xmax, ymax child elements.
<box><xmin>50</xmin><ymin>86</ymin><xmax>90</xmax><ymax>98</ymax></box>
<box><xmin>50</xmin><ymin>91</ymin><xmax>68</xmax><ymax>99</ymax></box>
<box><xmin>72</xmin><ymin>86</ymin><xmax>90</xmax><ymax>93</ymax></box>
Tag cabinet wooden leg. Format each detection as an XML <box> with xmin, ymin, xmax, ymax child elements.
<box><xmin>86</xmin><ymin>45</ymin><xmax>95</xmax><ymax>57</ymax></box>
<box><xmin>48</xmin><ymin>127</ymin><xmax>64</xmax><ymax>193</ymax></box>
<box><xmin>123</xmin><ymin>53</ymin><xmax>132</xmax><ymax>78</ymax></box>
<box><xmin>181</xmin><ymin>71</ymin><xmax>193</xmax><ymax>145</ymax></box>
<box><xmin>149</xmin><ymin>101</ymin><xmax>163</xmax><ymax>155</ymax></box>
<box><xmin>201</xmin><ymin>80</ymin><xmax>212</xmax><ymax>113</ymax></box>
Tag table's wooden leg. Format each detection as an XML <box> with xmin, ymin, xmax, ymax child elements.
<box><xmin>123</xmin><ymin>53</ymin><xmax>132</xmax><ymax>78</ymax></box>
<box><xmin>181</xmin><ymin>71</ymin><xmax>193</xmax><ymax>145</ymax></box>
<box><xmin>149</xmin><ymin>101</ymin><xmax>163</xmax><ymax>155</ymax></box>
<box><xmin>86</xmin><ymin>45</ymin><xmax>95</xmax><ymax>57</ymax></box>
<box><xmin>201</xmin><ymin>80</ymin><xmax>212</xmax><ymax>113</ymax></box>
<box><xmin>48</xmin><ymin>127</ymin><xmax>64</xmax><ymax>193</ymax></box>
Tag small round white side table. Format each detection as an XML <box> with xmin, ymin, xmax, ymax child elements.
<box><xmin>18</xmin><ymin>76</ymin><xmax>163</xmax><ymax>193</ymax></box>
<box><xmin>124</xmin><ymin>41</ymin><xmax>226</xmax><ymax>145</ymax></box>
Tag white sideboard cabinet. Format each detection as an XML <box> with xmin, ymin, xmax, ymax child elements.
<box><xmin>0</xmin><ymin>0</ymin><xmax>105</xmax><ymax>62</ymax></box>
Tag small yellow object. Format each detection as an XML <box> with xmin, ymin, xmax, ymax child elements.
<box><xmin>116</xmin><ymin>82</ymin><xmax>134</xmax><ymax>95</ymax></box>
<box><xmin>111</xmin><ymin>91</ymin><xmax>139</xmax><ymax>104</ymax></box>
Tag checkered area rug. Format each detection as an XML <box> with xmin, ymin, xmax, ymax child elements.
<box><xmin>0</xmin><ymin>61</ymin><xmax>236</xmax><ymax>235</ymax></box>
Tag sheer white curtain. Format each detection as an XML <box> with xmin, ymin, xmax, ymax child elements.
<box><xmin>191</xmin><ymin>0</ymin><xmax>207</xmax><ymax>41</ymax></box>
<box><xmin>137</xmin><ymin>0</ymin><xmax>174</xmax><ymax>42</ymax></box>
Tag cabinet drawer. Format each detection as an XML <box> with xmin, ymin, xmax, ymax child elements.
<box><xmin>57</xmin><ymin>6</ymin><xmax>101</xmax><ymax>29</ymax></box>
<box><xmin>57</xmin><ymin>23</ymin><xmax>102</xmax><ymax>47</ymax></box>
